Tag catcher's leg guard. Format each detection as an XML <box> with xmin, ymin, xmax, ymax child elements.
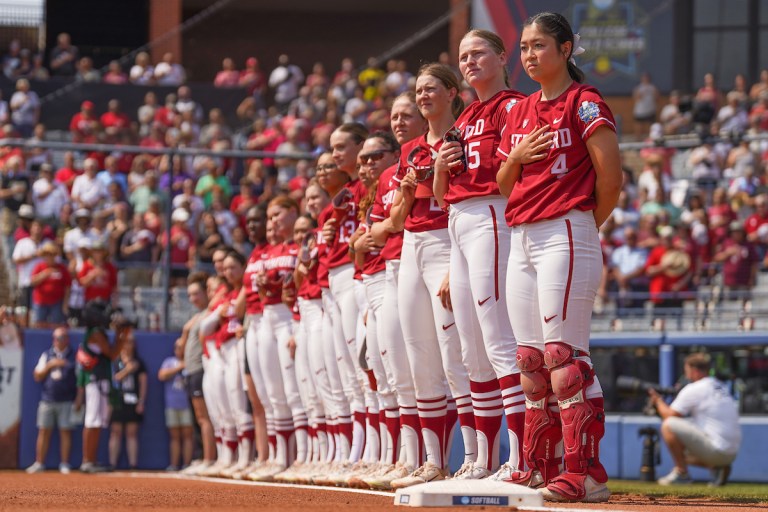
<box><xmin>505</xmin><ymin>346</ymin><xmax>562</xmax><ymax>487</ymax></box>
<box><xmin>543</xmin><ymin>342</ymin><xmax>609</xmax><ymax>502</ymax></box>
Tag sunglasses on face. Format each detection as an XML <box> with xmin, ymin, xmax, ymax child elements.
<box><xmin>359</xmin><ymin>150</ymin><xmax>392</xmax><ymax>164</ymax></box>
<box><xmin>316</xmin><ymin>163</ymin><xmax>339</xmax><ymax>173</ymax></box>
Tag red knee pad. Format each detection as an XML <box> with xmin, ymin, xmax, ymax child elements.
<box><xmin>517</xmin><ymin>346</ymin><xmax>545</xmax><ymax>373</ymax></box>
<box><xmin>550</xmin><ymin>363</ymin><xmax>606</xmax><ymax>479</ymax></box>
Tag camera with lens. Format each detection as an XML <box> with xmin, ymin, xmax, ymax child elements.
<box><xmin>82</xmin><ymin>299</ymin><xmax>137</xmax><ymax>330</ymax></box>
<box><xmin>616</xmin><ymin>375</ymin><xmax>678</xmax><ymax>416</ymax></box>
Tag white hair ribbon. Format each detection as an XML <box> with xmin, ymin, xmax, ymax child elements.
<box><xmin>569</xmin><ymin>33</ymin><xmax>586</xmax><ymax>65</ymax></box>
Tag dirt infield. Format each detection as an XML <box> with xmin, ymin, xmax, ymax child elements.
<box><xmin>1</xmin><ymin>472</ymin><xmax>766</xmax><ymax>512</ymax></box>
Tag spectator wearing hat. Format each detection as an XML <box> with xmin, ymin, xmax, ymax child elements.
<box><xmin>78</xmin><ymin>241</ymin><xmax>118</xmax><ymax>304</ymax></box>
<box><xmin>713</xmin><ymin>221</ymin><xmax>759</xmax><ymax>302</ymax></box>
<box><xmin>645</xmin><ymin>225</ymin><xmax>693</xmax><ymax>317</ymax></box>
<box><xmin>25</xmin><ymin>327</ymin><xmax>78</xmax><ymax>474</ymax></box>
<box><xmin>161</xmin><ymin>208</ymin><xmax>195</xmax><ymax>287</ymax></box>
<box><xmin>239</xmin><ymin>56</ymin><xmax>267</xmax><ymax>109</ymax></box>
<box><xmin>12</xmin><ymin>203</ymin><xmax>36</xmax><ymax>242</ymax></box>
<box><xmin>29</xmin><ymin>242</ymin><xmax>71</xmax><ymax>327</ymax></box>
<box><xmin>12</xmin><ymin>218</ymin><xmax>45</xmax><ymax>318</ymax></box>
<box><xmin>69</xmin><ymin>101</ymin><xmax>101</xmax><ymax>144</ymax></box>
<box><xmin>72</xmin><ymin>158</ymin><xmax>107</xmax><ymax>211</ymax></box>
<box><xmin>32</xmin><ymin>164</ymin><xmax>69</xmax><ymax>229</ymax></box>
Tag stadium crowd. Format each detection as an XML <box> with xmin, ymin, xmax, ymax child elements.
<box><xmin>12</xmin><ymin>27</ymin><xmax>765</xmax><ymax>494</ymax></box>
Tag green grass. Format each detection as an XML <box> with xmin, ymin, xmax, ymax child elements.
<box><xmin>607</xmin><ymin>479</ymin><xmax>768</xmax><ymax>503</ymax></box>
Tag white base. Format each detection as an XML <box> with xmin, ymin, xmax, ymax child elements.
<box><xmin>394</xmin><ymin>479</ymin><xmax>544</xmax><ymax>508</ymax></box>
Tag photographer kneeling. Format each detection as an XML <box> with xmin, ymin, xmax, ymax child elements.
<box><xmin>649</xmin><ymin>353</ymin><xmax>741</xmax><ymax>486</ymax></box>
<box><xmin>73</xmin><ymin>299</ymin><xmax>132</xmax><ymax>473</ymax></box>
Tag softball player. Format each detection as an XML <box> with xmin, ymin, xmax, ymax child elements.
<box><xmin>433</xmin><ymin>29</ymin><xmax>527</xmax><ymax>480</ymax></box>
<box><xmin>346</xmin><ymin>132</ymin><xmax>402</xmax><ymax>486</ymax></box>
<box><xmin>388</xmin><ymin>64</ymin><xmax>477</xmax><ymax>489</ymax></box>
<box><xmin>198</xmin><ymin>250</ymin><xmax>238</xmax><ymax>477</ymax></box>
<box><xmin>251</xmin><ymin>198</ymin><xmax>308</xmax><ymax>479</ymax></box>
<box><xmin>496</xmin><ymin>12</ymin><xmax>622</xmax><ymax>503</ymax></box>
<box><xmin>238</xmin><ymin>206</ymin><xmax>273</xmax><ymax>477</ymax></box>
<box><xmin>289</xmin><ymin>213</ymin><xmax>328</xmax><ymax>471</ymax></box>
<box><xmin>319</xmin><ymin>124</ymin><xmax>370</xmax><ymax>466</ymax></box>
<box><xmin>315</xmin><ymin>153</ymin><xmax>356</xmax><ymax>469</ymax></box>
<box><xmin>215</xmin><ymin>251</ymin><xmax>255</xmax><ymax>477</ymax></box>
<box><xmin>364</xmin><ymin>93</ymin><xmax>428</xmax><ymax>489</ymax></box>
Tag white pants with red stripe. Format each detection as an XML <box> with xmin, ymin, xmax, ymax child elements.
<box><xmin>258</xmin><ymin>303</ymin><xmax>309</xmax><ymax>466</ymax></box>
<box><xmin>506</xmin><ymin>209</ymin><xmax>601</xmax><ymax>353</ymax></box>
<box><xmin>399</xmin><ymin>228</ymin><xmax>471</xmax><ymax>468</ymax></box>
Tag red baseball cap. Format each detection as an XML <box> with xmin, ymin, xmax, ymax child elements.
<box><xmin>81</xmin><ymin>100</ymin><xmax>94</xmax><ymax>109</ymax></box>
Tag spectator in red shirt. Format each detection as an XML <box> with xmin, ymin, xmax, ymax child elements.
<box><xmin>645</xmin><ymin>226</ymin><xmax>692</xmax><ymax>315</ymax></box>
<box><xmin>55</xmin><ymin>151</ymin><xmax>80</xmax><ymax>193</ymax></box>
<box><xmin>69</xmin><ymin>100</ymin><xmax>100</xmax><ymax>144</ymax></box>
<box><xmin>162</xmin><ymin>208</ymin><xmax>196</xmax><ymax>287</ymax></box>
<box><xmin>78</xmin><ymin>241</ymin><xmax>118</xmax><ymax>303</ymax></box>
<box><xmin>214</xmin><ymin>57</ymin><xmax>240</xmax><ymax>87</ymax></box>
<box><xmin>713</xmin><ymin>221</ymin><xmax>759</xmax><ymax>302</ymax></box>
<box><xmin>30</xmin><ymin>241</ymin><xmax>71</xmax><ymax>327</ymax></box>
<box><xmin>100</xmin><ymin>99</ymin><xmax>131</xmax><ymax>144</ymax></box>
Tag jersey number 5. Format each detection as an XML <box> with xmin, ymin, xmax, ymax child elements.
<box><xmin>550</xmin><ymin>154</ymin><xmax>570</xmax><ymax>178</ymax></box>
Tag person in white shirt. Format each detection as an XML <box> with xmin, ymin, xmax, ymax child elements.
<box><xmin>650</xmin><ymin>352</ymin><xmax>742</xmax><ymax>487</ymax></box>
<box><xmin>12</xmin><ymin>218</ymin><xmax>44</xmax><ymax>309</ymax></box>
<box><xmin>32</xmin><ymin>164</ymin><xmax>69</xmax><ymax>228</ymax></box>
<box><xmin>71</xmin><ymin>158</ymin><xmax>107</xmax><ymax>211</ymax></box>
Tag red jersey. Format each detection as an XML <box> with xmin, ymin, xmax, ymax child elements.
<box><xmin>318</xmin><ymin>180</ymin><xmax>366</xmax><ymax>270</ymax></box>
<box><xmin>297</xmin><ymin>230</ymin><xmax>323</xmax><ymax>300</ymax></box>
<box><xmin>78</xmin><ymin>261</ymin><xmax>117</xmax><ymax>302</ymax></box>
<box><xmin>214</xmin><ymin>288</ymin><xmax>242</xmax><ymax>348</ymax></box>
<box><xmin>745</xmin><ymin>212</ymin><xmax>768</xmax><ymax>238</ymax></box>
<box><xmin>445</xmin><ymin>90</ymin><xmax>525</xmax><ymax>204</ymax></box>
<box><xmin>100</xmin><ymin>112</ymin><xmax>131</xmax><ymax>132</ymax></box>
<box><xmin>395</xmin><ymin>136</ymin><xmax>449</xmax><ymax>232</ymax></box>
<box><xmin>69</xmin><ymin>113</ymin><xmax>98</xmax><ymax>143</ymax></box>
<box><xmin>31</xmin><ymin>262</ymin><xmax>71</xmax><ymax>306</ymax></box>
<box><xmin>243</xmin><ymin>242</ymin><xmax>268</xmax><ymax>315</ymax></box>
<box><xmin>161</xmin><ymin>225</ymin><xmax>195</xmax><ymax>264</ymax></box>
<box><xmin>645</xmin><ymin>246</ymin><xmax>687</xmax><ymax>304</ymax></box>
<box><xmin>498</xmin><ymin>83</ymin><xmax>616</xmax><ymax>227</ymax></box>
<box><xmin>260</xmin><ymin>242</ymin><xmax>298</xmax><ymax>306</ymax></box>
<box><xmin>370</xmin><ymin>165</ymin><xmax>403</xmax><ymax>261</ymax></box>
<box><xmin>359</xmin><ymin>223</ymin><xmax>385</xmax><ymax>276</ymax></box>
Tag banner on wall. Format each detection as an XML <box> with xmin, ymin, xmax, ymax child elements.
<box><xmin>471</xmin><ymin>0</ymin><xmax>674</xmax><ymax>95</ymax></box>
<box><xmin>0</xmin><ymin>320</ymin><xmax>23</xmax><ymax>469</ymax></box>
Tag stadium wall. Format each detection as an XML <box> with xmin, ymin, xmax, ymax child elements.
<box><xmin>17</xmin><ymin>329</ymin><xmax>768</xmax><ymax>482</ymax></box>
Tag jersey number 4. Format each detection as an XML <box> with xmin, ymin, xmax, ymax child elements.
<box><xmin>550</xmin><ymin>154</ymin><xmax>570</xmax><ymax>178</ymax></box>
